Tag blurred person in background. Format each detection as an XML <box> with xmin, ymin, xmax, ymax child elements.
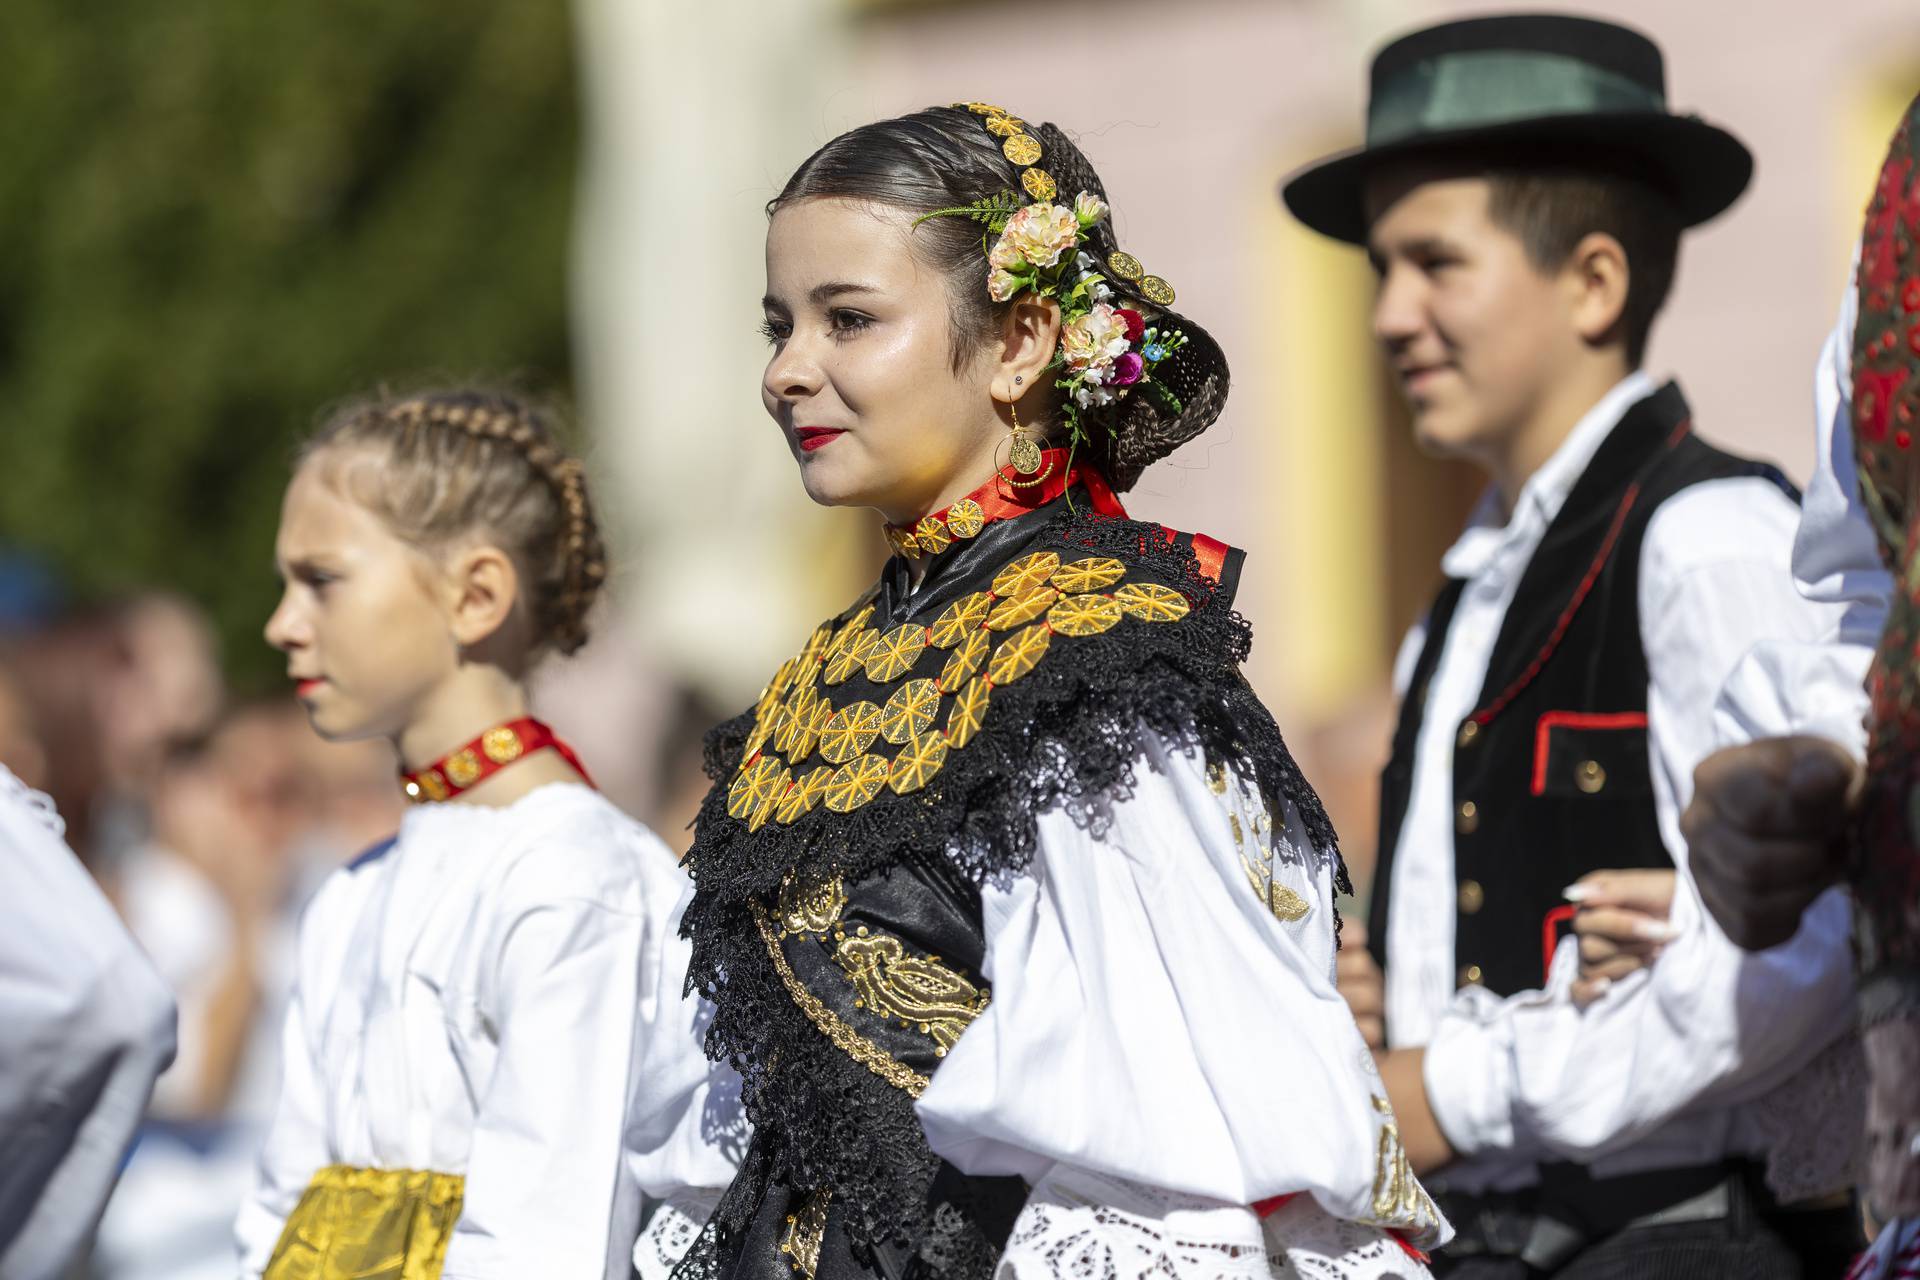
<box><xmin>239</xmin><ymin>389</ymin><xmax>735</xmax><ymax>1279</ymax></box>
<box><xmin>677</xmin><ymin>102</ymin><xmax>1446</xmax><ymax>1280</ymax></box>
<box><xmin>92</xmin><ymin>702</ymin><xmax>375</xmax><ymax>1280</ymax></box>
<box><xmin>1</xmin><ymin>733</ymin><xmax>176</xmax><ymax>1279</ymax></box>
<box><xmin>1287</xmin><ymin>13</ymin><xmax>1868</xmax><ymax>1275</ymax></box>
<box><xmin>646</xmin><ymin>683</ymin><xmax>728</xmax><ymax>859</ymax></box>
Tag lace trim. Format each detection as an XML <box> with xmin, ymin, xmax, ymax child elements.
<box><xmin>992</xmin><ymin>1171</ymin><xmax>1431</xmax><ymax>1280</ymax></box>
<box><xmin>635</xmin><ymin>1189</ymin><xmax>723</xmax><ymax>1280</ymax></box>
<box><xmin>1751</xmin><ymin>1032</ymin><xmax>1868</xmax><ymax>1203</ymax></box>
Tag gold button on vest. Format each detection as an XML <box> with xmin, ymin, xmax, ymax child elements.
<box><xmin>1456</xmin><ymin>800</ymin><xmax>1479</xmax><ymax>834</ymax></box>
<box><xmin>1458</xmin><ymin>879</ymin><xmax>1485</xmax><ymax>914</ymax></box>
<box><xmin>1456</xmin><ymin>720</ymin><xmax>1480</xmax><ymax>749</ymax></box>
<box><xmin>1458</xmin><ymin>963</ymin><xmax>1484</xmax><ymax>987</ymax></box>
<box><xmin>1576</xmin><ymin>760</ymin><xmax>1607</xmax><ymax>793</ymax></box>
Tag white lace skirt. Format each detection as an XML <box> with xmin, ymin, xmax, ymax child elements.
<box><xmin>996</xmin><ymin>1167</ymin><xmax>1430</xmax><ymax>1280</ymax></box>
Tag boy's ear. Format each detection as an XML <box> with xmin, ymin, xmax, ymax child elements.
<box><xmin>445</xmin><ymin>544</ymin><xmax>520</xmax><ymax>649</ymax></box>
<box><xmin>1566</xmin><ymin>231</ymin><xmax>1631</xmax><ymax>350</ymax></box>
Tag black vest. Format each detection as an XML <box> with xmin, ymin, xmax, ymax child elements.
<box><xmin>1370</xmin><ymin>383</ymin><xmax>1796</xmax><ymax>999</ymax></box>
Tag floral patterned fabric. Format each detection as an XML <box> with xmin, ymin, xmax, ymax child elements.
<box><xmin>1850</xmin><ymin>91</ymin><xmax>1920</xmax><ymax>1222</ymax></box>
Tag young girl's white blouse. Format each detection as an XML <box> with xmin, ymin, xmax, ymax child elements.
<box><xmin>236</xmin><ymin>782</ymin><xmax>741</xmax><ymax>1279</ymax></box>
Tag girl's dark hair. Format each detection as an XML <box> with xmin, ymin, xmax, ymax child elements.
<box><xmin>299</xmin><ymin>389</ymin><xmax>606</xmax><ymax>656</ymax></box>
<box><xmin>773</xmin><ymin>106</ymin><xmax>1081</xmax><ymax>373</ymax></box>
<box><xmin>770</xmin><ymin>106</ymin><xmax>1231</xmax><ymax>492</ymax></box>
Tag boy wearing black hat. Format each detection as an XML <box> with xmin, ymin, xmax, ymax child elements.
<box><xmin>1285</xmin><ymin>13</ymin><xmax>1868</xmax><ymax>1276</ymax></box>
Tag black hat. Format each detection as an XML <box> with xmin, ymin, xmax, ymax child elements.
<box><xmin>1281</xmin><ymin>13</ymin><xmax>1753</xmax><ymax>244</ymax></box>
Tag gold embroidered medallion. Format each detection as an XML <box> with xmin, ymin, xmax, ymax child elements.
<box><xmin>833</xmin><ymin>931</ymin><xmax>989</xmax><ymax>1055</ymax></box>
<box><xmin>987</xmin><ymin>623</ymin><xmax>1052</xmax><ymax>685</ymax></box>
<box><xmin>946</xmin><ymin>677</ymin><xmax>991</xmax><ymax>749</ymax></box>
<box><xmin>939</xmin><ymin>628</ymin><xmax>992</xmax><ymax>689</ymax></box>
<box><xmin>1115</xmin><ymin>581</ymin><xmax>1191</xmax><ymax>622</ymax></box>
<box><xmin>824</xmin><ymin>755</ymin><xmax>889</xmax><ymax>813</ymax></box>
<box><xmin>928</xmin><ymin>592</ymin><xmax>992</xmax><ymax>648</ymax></box>
<box><xmin>864</xmin><ymin>624</ymin><xmax>928</xmax><ymax>683</ymax></box>
<box><xmin>880</xmin><ymin>679</ymin><xmax>941</xmax><ymax>745</ymax></box>
<box><xmin>986</xmin><ymin>586</ymin><xmax>1059</xmax><ymax>631</ymax></box>
<box><xmin>1047</xmin><ymin>593</ymin><xmax>1124</xmax><ymax>637</ymax></box>
<box><xmin>992</xmin><ymin>551</ymin><xmax>1061</xmax><ymax>597</ymax></box>
<box><xmin>1050</xmin><ymin>556</ymin><xmax>1127</xmax><ymax>593</ymax></box>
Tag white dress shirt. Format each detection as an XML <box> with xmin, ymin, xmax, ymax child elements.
<box><xmin>1380</xmin><ymin>372</ymin><xmax>1869</xmax><ymax>1195</ymax></box>
<box><xmin>915</xmin><ymin>732</ymin><xmax>1447</xmax><ymax>1277</ymax></box>
<box><xmin>237</xmin><ymin>782</ymin><xmax>742</xmax><ymax>1280</ymax></box>
<box><xmin>0</xmin><ymin>763</ymin><xmax>177</xmax><ymax>1280</ymax></box>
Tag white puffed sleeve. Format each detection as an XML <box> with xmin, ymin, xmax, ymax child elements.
<box><xmin>913</xmin><ymin>732</ymin><xmax>1446</xmax><ymax>1275</ymax></box>
<box><xmin>0</xmin><ymin>767</ymin><xmax>177</xmax><ymax>1280</ymax></box>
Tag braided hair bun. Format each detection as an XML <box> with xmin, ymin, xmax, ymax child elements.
<box><xmin>301</xmin><ymin>389</ymin><xmax>607</xmax><ymax>656</ymax></box>
<box><xmin>775</xmin><ymin>107</ymin><xmax>1230</xmax><ymax>493</ymax></box>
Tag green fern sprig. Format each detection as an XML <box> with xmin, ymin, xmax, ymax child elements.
<box><xmin>913</xmin><ymin>190</ymin><xmax>1021</xmax><ymax>233</ymax></box>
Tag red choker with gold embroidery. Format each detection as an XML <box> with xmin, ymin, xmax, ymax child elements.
<box><xmin>882</xmin><ymin>449</ymin><xmax>1128</xmax><ymax>561</ymax></box>
<box><xmin>400</xmin><ymin>716</ymin><xmax>594</xmax><ymax>803</ymax></box>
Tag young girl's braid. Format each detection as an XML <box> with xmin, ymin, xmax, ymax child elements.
<box><xmin>303</xmin><ymin>389</ymin><xmax>606</xmax><ymax>656</ymax></box>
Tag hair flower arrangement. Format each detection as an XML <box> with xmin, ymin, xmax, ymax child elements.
<box><xmin>918</xmin><ymin>186</ymin><xmax>1189</xmax><ymax>454</ymax></box>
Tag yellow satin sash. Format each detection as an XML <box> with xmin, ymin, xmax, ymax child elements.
<box><xmin>264</xmin><ymin>1164</ymin><xmax>465</xmax><ymax>1280</ymax></box>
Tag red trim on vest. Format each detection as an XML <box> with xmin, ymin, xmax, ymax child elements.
<box><xmin>1542</xmin><ymin>903</ymin><xmax>1578</xmax><ymax>980</ymax></box>
<box><xmin>1529</xmin><ymin>711</ymin><xmax>1650</xmax><ymax>796</ymax></box>
<box><xmin>1468</xmin><ymin>421</ymin><xmax>1691</xmax><ymax>733</ymax></box>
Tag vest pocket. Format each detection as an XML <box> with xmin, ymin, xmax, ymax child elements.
<box><xmin>1531</xmin><ymin>711</ymin><xmax>1650</xmax><ymax>798</ymax></box>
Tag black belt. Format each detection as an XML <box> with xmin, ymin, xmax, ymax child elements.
<box><xmin>1434</xmin><ymin>1159</ymin><xmax>1761</xmax><ymax>1271</ymax></box>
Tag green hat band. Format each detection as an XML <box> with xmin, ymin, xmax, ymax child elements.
<box><xmin>1369</xmin><ymin>50</ymin><xmax>1665</xmax><ymax>148</ymax></box>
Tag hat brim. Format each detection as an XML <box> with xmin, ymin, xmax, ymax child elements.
<box><xmin>1280</xmin><ymin>112</ymin><xmax>1753</xmax><ymax>244</ymax></box>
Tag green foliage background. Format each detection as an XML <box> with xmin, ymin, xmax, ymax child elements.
<box><xmin>0</xmin><ymin>4</ymin><xmax>578</xmax><ymax>688</ymax></box>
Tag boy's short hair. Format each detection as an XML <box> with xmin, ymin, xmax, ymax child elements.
<box><xmin>1483</xmin><ymin>161</ymin><xmax>1683</xmax><ymax>367</ymax></box>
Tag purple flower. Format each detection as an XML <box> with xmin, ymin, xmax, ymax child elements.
<box><xmin>1111</xmin><ymin>352</ymin><xmax>1144</xmax><ymax>386</ymax></box>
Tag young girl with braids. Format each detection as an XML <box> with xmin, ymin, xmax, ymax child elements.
<box><xmin>237</xmin><ymin>391</ymin><xmax>740</xmax><ymax>1279</ymax></box>
<box><xmin>675</xmin><ymin>106</ymin><xmax>1446</xmax><ymax>1280</ymax></box>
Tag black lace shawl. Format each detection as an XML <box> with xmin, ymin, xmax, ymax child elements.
<box><xmin>674</xmin><ymin>503</ymin><xmax>1346</xmax><ymax>1272</ymax></box>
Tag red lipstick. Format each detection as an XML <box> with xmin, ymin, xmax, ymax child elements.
<box><xmin>794</xmin><ymin>427</ymin><xmax>846</xmax><ymax>453</ymax></box>
<box><xmin>294</xmin><ymin>678</ymin><xmax>326</xmax><ymax>699</ymax></box>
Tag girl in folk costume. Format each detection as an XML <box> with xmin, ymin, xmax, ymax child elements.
<box><xmin>238</xmin><ymin>391</ymin><xmax>740</xmax><ymax>1279</ymax></box>
<box><xmin>675</xmin><ymin>106</ymin><xmax>1448</xmax><ymax>1280</ymax></box>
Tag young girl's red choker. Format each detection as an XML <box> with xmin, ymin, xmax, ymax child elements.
<box><xmin>400</xmin><ymin>716</ymin><xmax>594</xmax><ymax>803</ymax></box>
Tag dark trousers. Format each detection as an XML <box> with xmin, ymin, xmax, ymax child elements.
<box><xmin>1432</xmin><ymin>1167</ymin><xmax>1862</xmax><ymax>1279</ymax></box>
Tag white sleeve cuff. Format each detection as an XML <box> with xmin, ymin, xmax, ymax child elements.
<box><xmin>1422</xmin><ymin>985</ymin><xmax>1520</xmax><ymax>1158</ymax></box>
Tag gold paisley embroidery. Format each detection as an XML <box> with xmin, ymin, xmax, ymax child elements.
<box><xmin>1370</xmin><ymin>1095</ymin><xmax>1439</xmax><ymax>1227</ymax></box>
<box><xmin>776</xmin><ymin>874</ymin><xmax>848</xmax><ymax>937</ymax></box>
<box><xmin>751</xmin><ymin>903</ymin><xmax>929</xmax><ymax>1097</ymax></box>
<box><xmin>834</xmin><ymin>929</ymin><xmax>989</xmax><ymax>1056</ymax></box>
<box><xmin>779</xmin><ymin>1188</ymin><xmax>831</xmax><ymax>1278</ymax></box>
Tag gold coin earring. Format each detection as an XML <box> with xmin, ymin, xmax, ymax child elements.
<box><xmin>997</xmin><ymin>378</ymin><xmax>1053</xmax><ymax>489</ymax></box>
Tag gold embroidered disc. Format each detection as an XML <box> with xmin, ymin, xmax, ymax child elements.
<box><xmin>945</xmin><ymin>499</ymin><xmax>986</xmax><ymax>539</ymax></box>
<box><xmin>1048</xmin><ymin>593</ymin><xmax>1124</xmax><ymax>637</ymax></box>
<box><xmin>824</xmin><ymin>755</ymin><xmax>889</xmax><ymax>812</ymax></box>
<box><xmin>864</xmin><ymin>624</ymin><xmax>929</xmax><ymax>683</ymax></box>
<box><xmin>888</xmin><ymin>731</ymin><xmax>949</xmax><ymax>794</ymax></box>
<box><xmin>946</xmin><ymin>677</ymin><xmax>991</xmax><ymax>749</ymax></box>
<box><xmin>823</xmin><ymin>626</ymin><xmax>878</xmax><ymax>685</ymax></box>
<box><xmin>1022</xmin><ymin>167</ymin><xmax>1057</xmax><ymax>201</ymax></box>
<box><xmin>1002</xmin><ymin>133</ymin><xmax>1043</xmax><ymax>166</ymax></box>
<box><xmin>819</xmin><ymin>701</ymin><xmax>882</xmax><ymax>764</ymax></box>
<box><xmin>940</xmin><ymin>628</ymin><xmax>991</xmax><ymax>689</ymax></box>
<box><xmin>775</xmin><ymin>766</ymin><xmax>835</xmax><ymax>825</ymax></box>
<box><xmin>987</xmin><ymin>623</ymin><xmax>1052</xmax><ymax>685</ymax></box>
<box><xmin>929</xmin><ymin>592</ymin><xmax>992</xmax><ymax>648</ymax></box>
<box><xmin>1115</xmin><ymin>581</ymin><xmax>1191</xmax><ymax>622</ymax></box>
<box><xmin>880</xmin><ymin>679</ymin><xmax>941</xmax><ymax>744</ymax></box>
<box><xmin>985</xmin><ymin>586</ymin><xmax>1059</xmax><ymax>630</ymax></box>
<box><xmin>1051</xmin><ymin>556</ymin><xmax>1126</xmax><ymax>593</ymax></box>
<box><xmin>992</xmin><ymin>551</ymin><xmax>1061</xmax><ymax>597</ymax></box>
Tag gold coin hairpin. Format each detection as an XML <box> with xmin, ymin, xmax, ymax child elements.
<box><xmin>954</xmin><ymin>102</ymin><xmax>1172</xmax><ymax>303</ymax></box>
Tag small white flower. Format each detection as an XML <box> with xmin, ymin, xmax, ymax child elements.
<box><xmin>1074</xmin><ymin>387</ymin><xmax>1093</xmax><ymax>407</ymax></box>
<box><xmin>1091</xmin><ymin>282</ymin><xmax>1113</xmax><ymax>302</ymax></box>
